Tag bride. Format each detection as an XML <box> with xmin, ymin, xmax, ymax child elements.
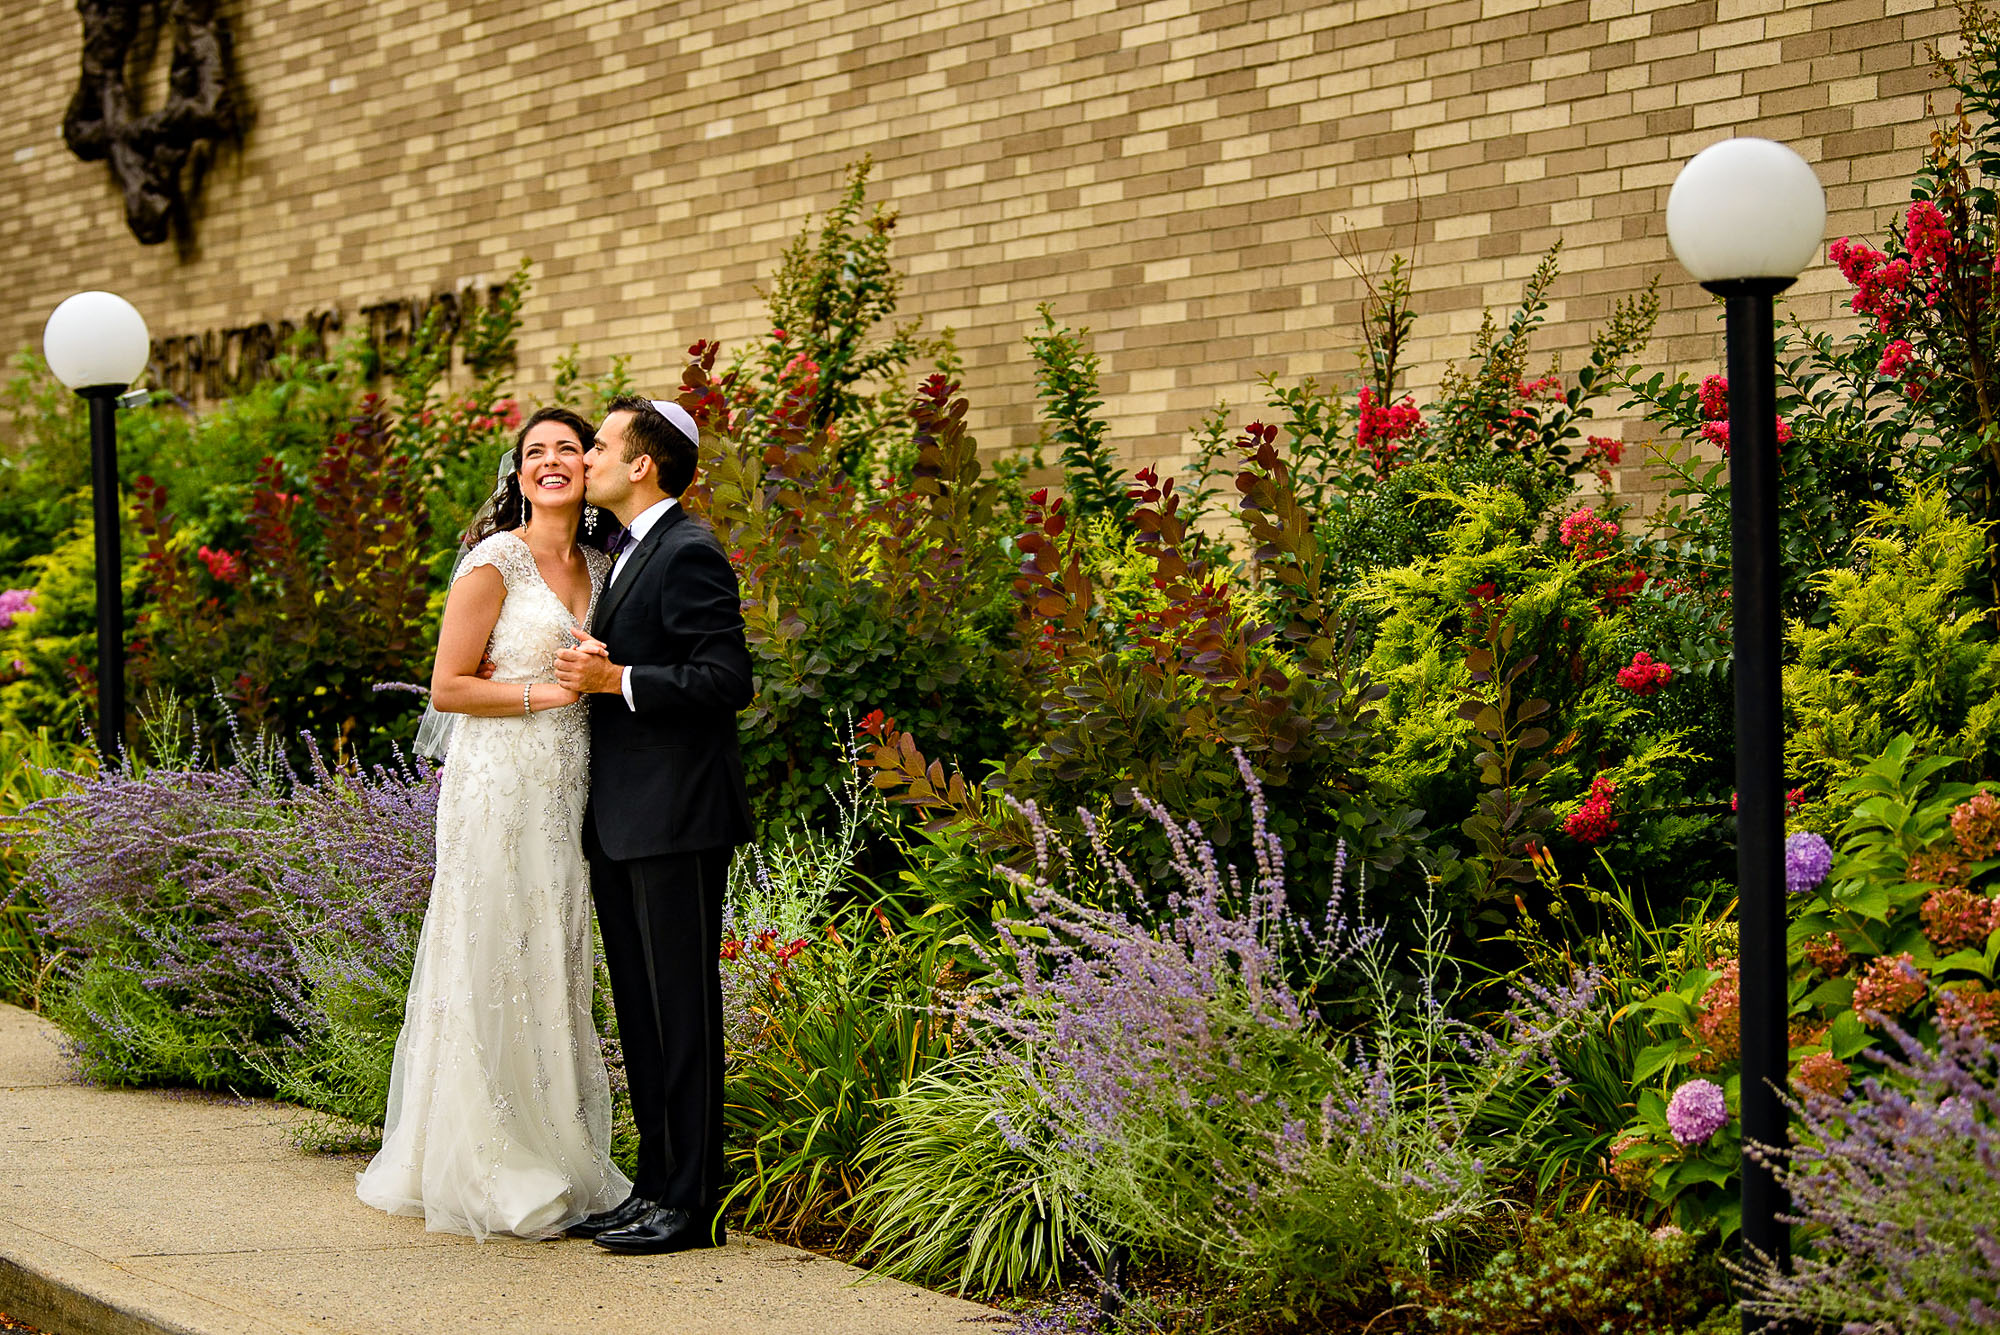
<box><xmin>356</xmin><ymin>406</ymin><xmax>631</xmax><ymax>1239</ymax></box>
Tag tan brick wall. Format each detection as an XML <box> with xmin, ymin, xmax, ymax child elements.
<box><xmin>0</xmin><ymin>0</ymin><xmax>1960</xmax><ymax>504</ymax></box>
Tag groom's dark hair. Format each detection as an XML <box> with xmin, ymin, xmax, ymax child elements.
<box><xmin>605</xmin><ymin>396</ymin><xmax>698</xmax><ymax>497</ymax></box>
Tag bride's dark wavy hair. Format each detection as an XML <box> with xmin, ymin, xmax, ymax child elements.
<box><xmin>464</xmin><ymin>406</ymin><xmax>611</xmax><ymax>549</ymax></box>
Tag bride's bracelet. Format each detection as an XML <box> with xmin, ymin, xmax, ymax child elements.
<box><xmin>523</xmin><ymin>683</ymin><xmax>533</xmax><ymax>718</ymax></box>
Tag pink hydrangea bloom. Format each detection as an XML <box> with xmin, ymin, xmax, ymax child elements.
<box><xmin>1785</xmin><ymin>831</ymin><xmax>1834</xmax><ymax>895</ymax></box>
<box><xmin>1792</xmin><ymin>1051</ymin><xmax>1851</xmax><ymax>1098</ymax></box>
<box><xmin>1666</xmin><ymin>1078</ymin><xmax>1729</xmax><ymax>1147</ymax></box>
<box><xmin>1853</xmin><ymin>952</ymin><xmax>1928</xmax><ymax>1020</ymax></box>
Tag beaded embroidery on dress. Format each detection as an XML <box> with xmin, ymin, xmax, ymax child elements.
<box><xmin>357</xmin><ymin>531</ymin><xmax>629</xmax><ymax>1240</ymax></box>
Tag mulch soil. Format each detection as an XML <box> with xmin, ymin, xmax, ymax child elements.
<box><xmin>0</xmin><ymin>1313</ymin><xmax>48</xmax><ymax>1334</ymax></box>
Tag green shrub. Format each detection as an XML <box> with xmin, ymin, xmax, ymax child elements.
<box><xmin>679</xmin><ymin>341</ymin><xmax>1025</xmax><ymax>833</ymax></box>
<box><xmin>47</xmin><ymin>951</ymin><xmax>260</xmax><ymax>1088</ymax></box>
<box><xmin>1426</xmin><ymin>1212</ymin><xmax>1733</xmax><ymax>1335</ymax></box>
<box><xmin>128</xmin><ymin>400</ymin><xmax>434</xmax><ymax>759</ymax></box>
<box><xmin>0</xmin><ymin>722</ymin><xmax>95</xmax><ymax>1005</ymax></box>
<box><xmin>728</xmin><ymin>157</ymin><xmax>943</xmax><ymax>483</ymax></box>
<box><xmin>0</xmin><ymin>523</ymin><xmax>135</xmax><ymax>740</ymax></box>
<box><xmin>1354</xmin><ymin>486</ymin><xmax>1724</xmax><ymax>919</ymax></box>
<box><xmin>1783</xmin><ymin>487</ymin><xmax>2000</xmax><ymax>799</ymax></box>
<box><xmin>862</xmin><ymin>432</ymin><xmax>1428</xmax><ymax>914</ymax></box>
<box><xmin>1786</xmin><ymin>734</ymin><xmax>1999</xmax><ymax>1070</ymax></box>
<box><xmin>17</xmin><ymin>712</ymin><xmax>436</xmax><ymax>1092</ymax></box>
<box><xmin>1027</xmin><ymin>305</ymin><xmax>1127</xmax><ymax>527</ymax></box>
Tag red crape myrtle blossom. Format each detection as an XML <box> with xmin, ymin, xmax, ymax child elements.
<box><xmin>1829</xmin><ymin>236</ymin><xmax>1915</xmax><ymax>332</ymax></box>
<box><xmin>1580</xmin><ymin>435</ymin><xmax>1623</xmax><ymax>486</ymax></box>
<box><xmin>1732</xmin><ymin>787</ymin><xmax>1808</xmax><ymax>815</ymax></box>
<box><xmin>1355</xmin><ymin>386</ymin><xmax>1425</xmax><ymax>474</ymax></box>
<box><xmin>197</xmin><ymin>545</ymin><xmax>244</xmax><ymax>585</ymax></box>
<box><xmin>1903</xmin><ymin>200</ymin><xmax>1953</xmax><ymax>287</ymax></box>
<box><xmin>1600</xmin><ymin>565</ymin><xmax>1648</xmax><ymax>606</ymax></box>
<box><xmin>1558</xmin><ymin>506</ymin><xmax>1620</xmax><ymax>559</ymax></box>
<box><xmin>1558</xmin><ymin>508</ymin><xmax>1649</xmax><ymax>606</ymax></box>
<box><xmin>1694</xmin><ymin>375</ymin><xmax>1793</xmax><ymax>456</ymax></box>
<box><xmin>1488</xmin><ymin>375</ymin><xmax>1565</xmax><ymax>449</ymax></box>
<box><xmin>1565</xmin><ymin>774</ymin><xmax>1618</xmax><ymax>844</ymax></box>
<box><xmin>1616</xmin><ymin>650</ymin><xmax>1673</xmax><ymax>697</ymax></box>
<box><xmin>1828</xmin><ymin>200</ymin><xmax>1979</xmax><ymax>399</ymax></box>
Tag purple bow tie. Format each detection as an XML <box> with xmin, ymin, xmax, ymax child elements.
<box><xmin>610</xmin><ymin>527</ymin><xmax>637</xmax><ymax>557</ymax></box>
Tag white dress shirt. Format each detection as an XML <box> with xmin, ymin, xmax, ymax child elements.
<box><xmin>608</xmin><ymin>496</ymin><xmax>677</xmax><ymax>711</ymax></box>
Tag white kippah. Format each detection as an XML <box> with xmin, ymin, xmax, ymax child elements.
<box><xmin>649</xmin><ymin>399</ymin><xmax>699</xmax><ymax>449</ymax></box>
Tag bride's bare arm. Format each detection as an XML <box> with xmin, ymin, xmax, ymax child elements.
<box><xmin>429</xmin><ymin>565</ymin><xmax>580</xmax><ymax>715</ymax></box>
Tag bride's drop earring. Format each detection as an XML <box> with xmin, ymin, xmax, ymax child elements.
<box><xmin>584</xmin><ymin>504</ymin><xmax>597</xmax><ymax>536</ymax></box>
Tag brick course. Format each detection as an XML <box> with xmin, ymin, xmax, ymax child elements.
<box><xmin>0</xmin><ymin>0</ymin><xmax>1960</xmax><ymax>502</ymax></box>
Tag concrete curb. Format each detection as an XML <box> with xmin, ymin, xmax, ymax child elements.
<box><xmin>0</xmin><ymin>1005</ymin><xmax>1001</xmax><ymax>1335</ymax></box>
<box><xmin>0</xmin><ymin>1246</ymin><xmax>208</xmax><ymax>1335</ymax></box>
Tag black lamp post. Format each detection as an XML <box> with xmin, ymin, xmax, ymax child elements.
<box><xmin>42</xmin><ymin>291</ymin><xmax>151</xmax><ymax>760</ymax></box>
<box><xmin>1666</xmin><ymin>138</ymin><xmax>1826</xmax><ymax>1325</ymax></box>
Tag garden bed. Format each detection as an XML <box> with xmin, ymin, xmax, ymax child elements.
<box><xmin>7</xmin><ymin>16</ymin><xmax>2000</xmax><ymax>1331</ymax></box>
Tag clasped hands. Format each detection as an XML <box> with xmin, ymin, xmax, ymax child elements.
<box><xmin>555</xmin><ymin>624</ymin><xmax>624</xmax><ymax>695</ymax></box>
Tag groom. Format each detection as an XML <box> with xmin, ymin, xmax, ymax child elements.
<box><xmin>555</xmin><ymin>396</ymin><xmax>754</xmax><ymax>1254</ymax></box>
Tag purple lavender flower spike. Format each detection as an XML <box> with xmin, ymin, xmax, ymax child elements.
<box><xmin>1739</xmin><ymin>1020</ymin><xmax>2000</xmax><ymax>1331</ymax></box>
<box><xmin>1665</xmin><ymin>1078</ymin><xmax>1729</xmax><ymax>1147</ymax></box>
<box><xmin>1784</xmin><ymin>830</ymin><xmax>1834</xmax><ymax>895</ymax></box>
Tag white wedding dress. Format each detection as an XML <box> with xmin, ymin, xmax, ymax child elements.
<box><xmin>357</xmin><ymin>531</ymin><xmax>631</xmax><ymax>1240</ymax></box>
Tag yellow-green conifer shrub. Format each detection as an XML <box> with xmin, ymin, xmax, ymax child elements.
<box><xmin>1784</xmin><ymin>487</ymin><xmax>2000</xmax><ymax>809</ymax></box>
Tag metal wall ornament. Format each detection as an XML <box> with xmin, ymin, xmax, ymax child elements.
<box><xmin>62</xmin><ymin>0</ymin><xmax>243</xmax><ymax>247</ymax></box>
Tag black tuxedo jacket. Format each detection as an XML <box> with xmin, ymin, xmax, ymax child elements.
<box><xmin>584</xmin><ymin>504</ymin><xmax>755</xmax><ymax>861</ymax></box>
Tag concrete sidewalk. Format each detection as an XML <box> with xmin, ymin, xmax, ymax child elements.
<box><xmin>0</xmin><ymin>1005</ymin><xmax>1000</xmax><ymax>1335</ymax></box>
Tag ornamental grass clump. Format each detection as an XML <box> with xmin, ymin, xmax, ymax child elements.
<box><xmin>1738</xmin><ymin>1020</ymin><xmax>2000</xmax><ymax>1334</ymax></box>
<box><xmin>926</xmin><ymin>751</ymin><xmax>1589</xmax><ymax>1319</ymax></box>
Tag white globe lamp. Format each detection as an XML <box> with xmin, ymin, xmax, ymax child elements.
<box><xmin>1666</xmin><ymin>138</ymin><xmax>1826</xmax><ymax>288</ymax></box>
<box><xmin>1667</xmin><ymin>138</ymin><xmax>1827</xmax><ymax>1302</ymax></box>
<box><xmin>43</xmin><ymin>290</ymin><xmax>151</xmax><ymax>392</ymax></box>
<box><xmin>42</xmin><ymin>290</ymin><xmax>153</xmax><ymax>758</ymax></box>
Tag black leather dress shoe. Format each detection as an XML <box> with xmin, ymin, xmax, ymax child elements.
<box><xmin>592</xmin><ymin>1204</ymin><xmax>726</xmax><ymax>1254</ymax></box>
<box><xmin>565</xmin><ymin>1194</ymin><xmax>657</xmax><ymax>1239</ymax></box>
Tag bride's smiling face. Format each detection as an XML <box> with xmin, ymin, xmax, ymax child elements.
<box><xmin>519</xmin><ymin>420</ymin><xmax>586</xmax><ymax>513</ymax></box>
